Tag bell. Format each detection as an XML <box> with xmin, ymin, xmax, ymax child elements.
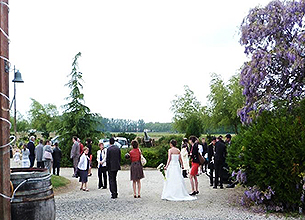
<box><xmin>12</xmin><ymin>70</ymin><xmax>24</xmax><ymax>83</ymax></box>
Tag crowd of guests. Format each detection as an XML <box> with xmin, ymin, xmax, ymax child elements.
<box><xmin>13</xmin><ymin>133</ymin><xmax>233</xmax><ymax>200</ymax></box>
<box><xmin>179</xmin><ymin>134</ymin><xmax>232</xmax><ymax>191</ymax></box>
<box><xmin>12</xmin><ymin>136</ymin><xmax>62</xmax><ymax>176</ymax></box>
<box><xmin>72</xmin><ymin>136</ymin><xmax>144</xmax><ymax>199</ymax></box>
<box><xmin>72</xmin><ymin>134</ymin><xmax>232</xmax><ymax>200</ymax></box>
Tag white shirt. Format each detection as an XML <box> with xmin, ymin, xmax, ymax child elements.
<box><xmin>97</xmin><ymin>148</ymin><xmax>107</xmax><ymax>168</ymax></box>
<box><xmin>78</xmin><ymin>153</ymin><xmax>89</xmax><ymax>170</ymax></box>
<box><xmin>198</xmin><ymin>144</ymin><xmax>203</xmax><ymax>154</ymax></box>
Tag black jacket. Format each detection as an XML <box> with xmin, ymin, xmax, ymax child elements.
<box><xmin>202</xmin><ymin>142</ymin><xmax>208</xmax><ymax>155</ymax></box>
<box><xmin>27</xmin><ymin>142</ymin><xmax>35</xmax><ymax>157</ymax></box>
<box><xmin>190</xmin><ymin>143</ymin><xmax>200</xmax><ymax>163</ymax></box>
<box><xmin>214</xmin><ymin>141</ymin><xmax>226</xmax><ymax>163</ymax></box>
<box><xmin>52</xmin><ymin>147</ymin><xmax>62</xmax><ymax>162</ymax></box>
<box><xmin>106</xmin><ymin>145</ymin><xmax>121</xmax><ymax>171</ymax></box>
<box><xmin>207</xmin><ymin>143</ymin><xmax>214</xmax><ymax>164</ymax></box>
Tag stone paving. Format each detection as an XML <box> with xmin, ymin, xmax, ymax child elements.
<box><xmin>54</xmin><ymin>167</ymin><xmax>292</xmax><ymax>220</ymax></box>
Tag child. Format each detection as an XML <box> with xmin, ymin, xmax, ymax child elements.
<box><xmin>13</xmin><ymin>148</ymin><xmax>21</xmax><ymax>167</ymax></box>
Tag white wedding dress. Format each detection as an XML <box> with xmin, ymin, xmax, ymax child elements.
<box><xmin>161</xmin><ymin>154</ymin><xmax>196</xmax><ymax>201</ymax></box>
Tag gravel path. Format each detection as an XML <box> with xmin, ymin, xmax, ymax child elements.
<box><xmin>54</xmin><ymin>168</ymin><xmax>294</xmax><ymax>220</ymax></box>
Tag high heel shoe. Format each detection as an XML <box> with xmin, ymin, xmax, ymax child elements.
<box><xmin>189</xmin><ymin>191</ymin><xmax>196</xmax><ymax>196</ymax></box>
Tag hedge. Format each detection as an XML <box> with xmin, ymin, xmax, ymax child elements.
<box><xmin>227</xmin><ymin>100</ymin><xmax>305</xmax><ymax>212</ymax></box>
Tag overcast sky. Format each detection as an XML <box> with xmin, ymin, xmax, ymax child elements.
<box><xmin>8</xmin><ymin>0</ymin><xmax>270</xmax><ymax>123</ymax></box>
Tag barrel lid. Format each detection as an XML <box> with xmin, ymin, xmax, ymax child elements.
<box><xmin>10</xmin><ymin>168</ymin><xmax>49</xmax><ymax>180</ymax></box>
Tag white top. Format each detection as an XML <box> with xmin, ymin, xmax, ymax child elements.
<box><xmin>22</xmin><ymin>148</ymin><xmax>30</xmax><ymax>161</ymax></box>
<box><xmin>13</xmin><ymin>152</ymin><xmax>20</xmax><ymax>162</ymax></box>
<box><xmin>180</xmin><ymin>148</ymin><xmax>190</xmax><ymax>170</ymax></box>
<box><xmin>96</xmin><ymin>148</ymin><xmax>107</xmax><ymax>167</ymax></box>
<box><xmin>198</xmin><ymin>144</ymin><xmax>203</xmax><ymax>154</ymax></box>
<box><xmin>78</xmin><ymin>153</ymin><xmax>89</xmax><ymax>170</ymax></box>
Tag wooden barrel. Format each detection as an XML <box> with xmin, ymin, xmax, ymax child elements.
<box><xmin>10</xmin><ymin>168</ymin><xmax>56</xmax><ymax>220</ymax></box>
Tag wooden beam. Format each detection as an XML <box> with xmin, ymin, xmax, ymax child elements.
<box><xmin>0</xmin><ymin>0</ymin><xmax>11</xmax><ymax>219</ymax></box>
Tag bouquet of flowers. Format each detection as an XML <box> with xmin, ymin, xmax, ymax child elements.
<box><xmin>157</xmin><ymin>163</ymin><xmax>166</xmax><ymax>180</ymax></box>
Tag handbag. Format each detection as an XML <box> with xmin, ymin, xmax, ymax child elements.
<box><xmin>141</xmin><ymin>154</ymin><xmax>147</xmax><ymax>166</ymax></box>
<box><xmin>198</xmin><ymin>153</ymin><xmax>205</xmax><ymax>165</ymax></box>
<box><xmin>44</xmin><ymin>151</ymin><xmax>52</xmax><ymax>160</ymax></box>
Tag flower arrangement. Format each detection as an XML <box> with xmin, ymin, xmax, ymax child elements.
<box><xmin>157</xmin><ymin>163</ymin><xmax>166</xmax><ymax>180</ymax></box>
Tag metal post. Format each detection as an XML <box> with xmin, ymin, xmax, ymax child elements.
<box><xmin>0</xmin><ymin>0</ymin><xmax>11</xmax><ymax>219</ymax></box>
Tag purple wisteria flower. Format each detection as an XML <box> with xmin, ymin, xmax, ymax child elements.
<box><xmin>238</xmin><ymin>0</ymin><xmax>305</xmax><ymax>123</ymax></box>
<box><xmin>231</xmin><ymin>170</ymin><xmax>236</xmax><ymax>177</ymax></box>
<box><xmin>243</xmin><ymin>186</ymin><xmax>275</xmax><ymax>205</ymax></box>
<box><xmin>234</xmin><ymin>169</ymin><xmax>247</xmax><ymax>184</ymax></box>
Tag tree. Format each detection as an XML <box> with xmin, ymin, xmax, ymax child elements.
<box><xmin>137</xmin><ymin>119</ymin><xmax>145</xmax><ymax>132</ymax></box>
<box><xmin>11</xmin><ymin>111</ymin><xmax>30</xmax><ymax>133</ymax></box>
<box><xmin>28</xmin><ymin>98</ymin><xmax>59</xmax><ymax>139</ymax></box>
<box><xmin>239</xmin><ymin>0</ymin><xmax>305</xmax><ymax>123</ymax></box>
<box><xmin>145</xmin><ymin>122</ymin><xmax>173</xmax><ymax>132</ymax></box>
<box><xmin>171</xmin><ymin>85</ymin><xmax>204</xmax><ymax>137</ymax></box>
<box><xmin>208</xmin><ymin>73</ymin><xmax>244</xmax><ymax>134</ymax></box>
<box><xmin>58</xmin><ymin>52</ymin><xmax>101</xmax><ymax>166</ymax></box>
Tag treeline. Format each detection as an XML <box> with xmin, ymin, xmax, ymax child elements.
<box><xmin>96</xmin><ymin>117</ymin><xmax>173</xmax><ymax>132</ymax></box>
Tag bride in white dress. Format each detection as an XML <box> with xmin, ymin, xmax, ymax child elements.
<box><xmin>161</xmin><ymin>139</ymin><xmax>196</xmax><ymax>201</ymax></box>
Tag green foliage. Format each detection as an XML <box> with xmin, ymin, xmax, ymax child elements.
<box><xmin>156</xmin><ymin>134</ymin><xmax>184</xmax><ymax>149</ymax></box>
<box><xmin>208</xmin><ymin>73</ymin><xmax>244</xmax><ymax>134</ymax></box>
<box><xmin>58</xmin><ymin>52</ymin><xmax>102</xmax><ymax>167</ymax></box>
<box><xmin>97</xmin><ymin>117</ymin><xmax>173</xmax><ymax>133</ymax></box>
<box><xmin>141</xmin><ymin>146</ymin><xmax>168</xmax><ymax>167</ymax></box>
<box><xmin>121</xmin><ymin>146</ymin><xmax>169</xmax><ymax>168</ymax></box>
<box><xmin>145</xmin><ymin>122</ymin><xmax>173</xmax><ymax>132</ymax></box>
<box><xmin>185</xmin><ymin>113</ymin><xmax>203</xmax><ymax>138</ymax></box>
<box><xmin>28</xmin><ymin>98</ymin><xmax>60</xmax><ymax>139</ymax></box>
<box><xmin>171</xmin><ymin>85</ymin><xmax>205</xmax><ymax>137</ymax></box>
<box><xmin>227</xmin><ymin>100</ymin><xmax>305</xmax><ymax>211</ymax></box>
<box><xmin>10</xmin><ymin>112</ymin><xmax>31</xmax><ymax>133</ymax></box>
<box><xmin>97</xmin><ymin>117</ymin><xmax>146</xmax><ymax>132</ymax></box>
<box><xmin>120</xmin><ymin>134</ymin><xmax>184</xmax><ymax>168</ymax></box>
<box><xmin>116</xmin><ymin>132</ymin><xmax>137</xmax><ymax>143</ymax></box>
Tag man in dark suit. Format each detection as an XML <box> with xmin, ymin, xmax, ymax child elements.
<box><xmin>207</xmin><ymin>137</ymin><xmax>216</xmax><ymax>186</ymax></box>
<box><xmin>106</xmin><ymin>137</ymin><xmax>121</xmax><ymax>199</ymax></box>
<box><xmin>27</xmin><ymin>136</ymin><xmax>36</xmax><ymax>168</ymax></box>
<box><xmin>213</xmin><ymin>137</ymin><xmax>227</xmax><ymax>189</ymax></box>
<box><xmin>52</xmin><ymin>142</ymin><xmax>62</xmax><ymax>176</ymax></box>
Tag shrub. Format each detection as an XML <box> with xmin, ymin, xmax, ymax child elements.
<box><xmin>120</xmin><ymin>134</ymin><xmax>185</xmax><ymax>168</ymax></box>
<box><xmin>156</xmin><ymin>134</ymin><xmax>184</xmax><ymax>148</ymax></box>
<box><xmin>117</xmin><ymin>132</ymin><xmax>137</xmax><ymax>143</ymax></box>
<box><xmin>227</xmin><ymin>100</ymin><xmax>305</xmax><ymax>212</ymax></box>
<box><xmin>120</xmin><ymin>146</ymin><xmax>168</xmax><ymax>168</ymax></box>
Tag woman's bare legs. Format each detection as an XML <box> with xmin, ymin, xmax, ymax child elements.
<box><xmin>133</xmin><ymin>180</ymin><xmax>137</xmax><ymax>196</ymax></box>
<box><xmin>137</xmin><ymin>180</ymin><xmax>141</xmax><ymax>197</ymax></box>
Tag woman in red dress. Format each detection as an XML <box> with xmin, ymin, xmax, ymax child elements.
<box><xmin>189</xmin><ymin>136</ymin><xmax>200</xmax><ymax>195</ymax></box>
<box><xmin>129</xmin><ymin>140</ymin><xmax>145</xmax><ymax>198</ymax></box>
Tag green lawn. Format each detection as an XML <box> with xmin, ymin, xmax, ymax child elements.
<box><xmin>51</xmin><ymin>175</ymin><xmax>70</xmax><ymax>189</ymax></box>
